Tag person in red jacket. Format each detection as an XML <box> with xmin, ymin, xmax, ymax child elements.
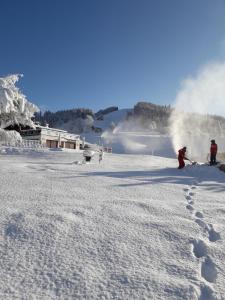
<box><xmin>178</xmin><ymin>146</ymin><xmax>188</xmax><ymax>169</ymax></box>
<box><xmin>210</xmin><ymin>139</ymin><xmax>217</xmax><ymax>165</ymax></box>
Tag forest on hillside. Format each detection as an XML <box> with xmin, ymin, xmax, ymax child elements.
<box><xmin>33</xmin><ymin>102</ymin><xmax>225</xmax><ymax>135</ymax></box>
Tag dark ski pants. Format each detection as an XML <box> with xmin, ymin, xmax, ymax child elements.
<box><xmin>210</xmin><ymin>154</ymin><xmax>216</xmax><ymax>165</ymax></box>
<box><xmin>178</xmin><ymin>159</ymin><xmax>185</xmax><ymax>169</ymax></box>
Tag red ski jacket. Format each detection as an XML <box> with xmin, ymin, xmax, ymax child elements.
<box><xmin>178</xmin><ymin>149</ymin><xmax>186</xmax><ymax>160</ymax></box>
<box><xmin>210</xmin><ymin>144</ymin><xmax>217</xmax><ymax>155</ymax></box>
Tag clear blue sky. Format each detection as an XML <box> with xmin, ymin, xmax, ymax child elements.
<box><xmin>0</xmin><ymin>0</ymin><xmax>225</xmax><ymax>112</ymax></box>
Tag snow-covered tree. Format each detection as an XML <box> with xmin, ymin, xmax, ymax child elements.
<box><xmin>0</xmin><ymin>74</ymin><xmax>39</xmax><ymax>129</ymax></box>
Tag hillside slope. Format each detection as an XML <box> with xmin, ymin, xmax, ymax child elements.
<box><xmin>94</xmin><ymin>108</ymin><xmax>132</xmax><ymax>131</ymax></box>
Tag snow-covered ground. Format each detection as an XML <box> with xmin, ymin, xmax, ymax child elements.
<box><xmin>0</xmin><ymin>150</ymin><xmax>224</xmax><ymax>299</ymax></box>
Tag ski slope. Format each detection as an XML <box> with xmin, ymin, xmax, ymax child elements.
<box><xmin>85</xmin><ymin>108</ymin><xmax>175</xmax><ymax>157</ymax></box>
<box><xmin>94</xmin><ymin>109</ymin><xmax>132</xmax><ymax>130</ymax></box>
<box><xmin>0</xmin><ymin>150</ymin><xmax>224</xmax><ymax>299</ymax></box>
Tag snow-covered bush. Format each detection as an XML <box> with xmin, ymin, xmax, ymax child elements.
<box><xmin>0</xmin><ymin>128</ymin><xmax>22</xmax><ymax>146</ymax></box>
<box><xmin>0</xmin><ymin>74</ymin><xmax>39</xmax><ymax>129</ymax></box>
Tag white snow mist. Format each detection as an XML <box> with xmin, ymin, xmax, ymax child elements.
<box><xmin>101</xmin><ymin>119</ymin><xmax>174</xmax><ymax>157</ymax></box>
<box><xmin>170</xmin><ymin>61</ymin><xmax>225</xmax><ymax>161</ymax></box>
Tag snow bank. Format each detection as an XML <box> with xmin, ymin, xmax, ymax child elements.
<box><xmin>0</xmin><ymin>74</ymin><xmax>39</xmax><ymax>128</ymax></box>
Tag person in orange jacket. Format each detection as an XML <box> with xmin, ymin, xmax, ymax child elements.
<box><xmin>210</xmin><ymin>139</ymin><xmax>217</xmax><ymax>165</ymax></box>
<box><xmin>178</xmin><ymin>146</ymin><xmax>188</xmax><ymax>169</ymax></box>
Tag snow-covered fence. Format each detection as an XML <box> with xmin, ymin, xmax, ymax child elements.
<box><xmin>21</xmin><ymin>140</ymin><xmax>45</xmax><ymax>149</ymax></box>
<box><xmin>0</xmin><ymin>139</ymin><xmax>45</xmax><ymax>149</ymax></box>
<box><xmin>103</xmin><ymin>147</ymin><xmax>112</xmax><ymax>153</ymax></box>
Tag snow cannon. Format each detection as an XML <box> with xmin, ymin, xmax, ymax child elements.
<box><xmin>83</xmin><ymin>144</ymin><xmax>96</xmax><ymax>162</ymax></box>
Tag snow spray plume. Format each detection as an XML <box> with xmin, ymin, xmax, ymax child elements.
<box><xmin>101</xmin><ymin>117</ymin><xmax>173</xmax><ymax>156</ymax></box>
<box><xmin>0</xmin><ymin>74</ymin><xmax>39</xmax><ymax>129</ymax></box>
<box><xmin>101</xmin><ymin>115</ymin><xmax>161</xmax><ymax>154</ymax></box>
<box><xmin>169</xmin><ymin>61</ymin><xmax>225</xmax><ymax>161</ymax></box>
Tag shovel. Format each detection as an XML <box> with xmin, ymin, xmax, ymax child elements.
<box><xmin>187</xmin><ymin>158</ymin><xmax>197</xmax><ymax>165</ymax></box>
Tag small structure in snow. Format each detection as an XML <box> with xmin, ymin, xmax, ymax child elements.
<box><xmin>83</xmin><ymin>144</ymin><xmax>97</xmax><ymax>162</ymax></box>
<box><xmin>103</xmin><ymin>146</ymin><xmax>112</xmax><ymax>153</ymax></box>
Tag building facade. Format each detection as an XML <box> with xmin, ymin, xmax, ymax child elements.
<box><xmin>20</xmin><ymin>126</ymin><xmax>81</xmax><ymax>150</ymax></box>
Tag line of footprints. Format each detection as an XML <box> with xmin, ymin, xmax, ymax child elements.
<box><xmin>184</xmin><ymin>181</ymin><xmax>221</xmax><ymax>299</ymax></box>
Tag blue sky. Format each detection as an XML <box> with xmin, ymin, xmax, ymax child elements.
<box><xmin>0</xmin><ymin>0</ymin><xmax>225</xmax><ymax>112</ymax></box>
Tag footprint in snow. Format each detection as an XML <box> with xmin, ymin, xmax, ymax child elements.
<box><xmin>188</xmin><ymin>200</ymin><xmax>194</xmax><ymax>205</ymax></box>
<box><xmin>201</xmin><ymin>256</ymin><xmax>218</xmax><ymax>283</ymax></box>
<box><xmin>208</xmin><ymin>224</ymin><xmax>221</xmax><ymax>242</ymax></box>
<box><xmin>195</xmin><ymin>218</ymin><xmax>208</xmax><ymax>230</ymax></box>
<box><xmin>72</xmin><ymin>209</ymin><xmax>85</xmax><ymax>217</ymax></box>
<box><xmin>191</xmin><ymin>238</ymin><xmax>207</xmax><ymax>258</ymax></box>
<box><xmin>195</xmin><ymin>220</ymin><xmax>221</xmax><ymax>242</ymax></box>
<box><xmin>186</xmin><ymin>204</ymin><xmax>194</xmax><ymax>211</ymax></box>
<box><xmin>192</xmin><ymin>180</ymin><xmax>199</xmax><ymax>186</ymax></box>
<box><xmin>195</xmin><ymin>211</ymin><xmax>204</xmax><ymax>219</ymax></box>
<box><xmin>4</xmin><ymin>213</ymin><xmax>28</xmax><ymax>240</ymax></box>
<box><xmin>199</xmin><ymin>285</ymin><xmax>216</xmax><ymax>300</ymax></box>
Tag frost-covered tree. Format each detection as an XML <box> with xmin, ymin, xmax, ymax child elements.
<box><xmin>0</xmin><ymin>74</ymin><xmax>39</xmax><ymax>129</ymax></box>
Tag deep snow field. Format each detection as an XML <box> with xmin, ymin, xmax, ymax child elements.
<box><xmin>0</xmin><ymin>149</ymin><xmax>225</xmax><ymax>300</ymax></box>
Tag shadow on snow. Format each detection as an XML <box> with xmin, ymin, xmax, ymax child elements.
<box><xmin>80</xmin><ymin>166</ymin><xmax>225</xmax><ymax>192</ymax></box>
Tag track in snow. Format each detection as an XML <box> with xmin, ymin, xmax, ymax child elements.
<box><xmin>184</xmin><ymin>181</ymin><xmax>221</xmax><ymax>300</ymax></box>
